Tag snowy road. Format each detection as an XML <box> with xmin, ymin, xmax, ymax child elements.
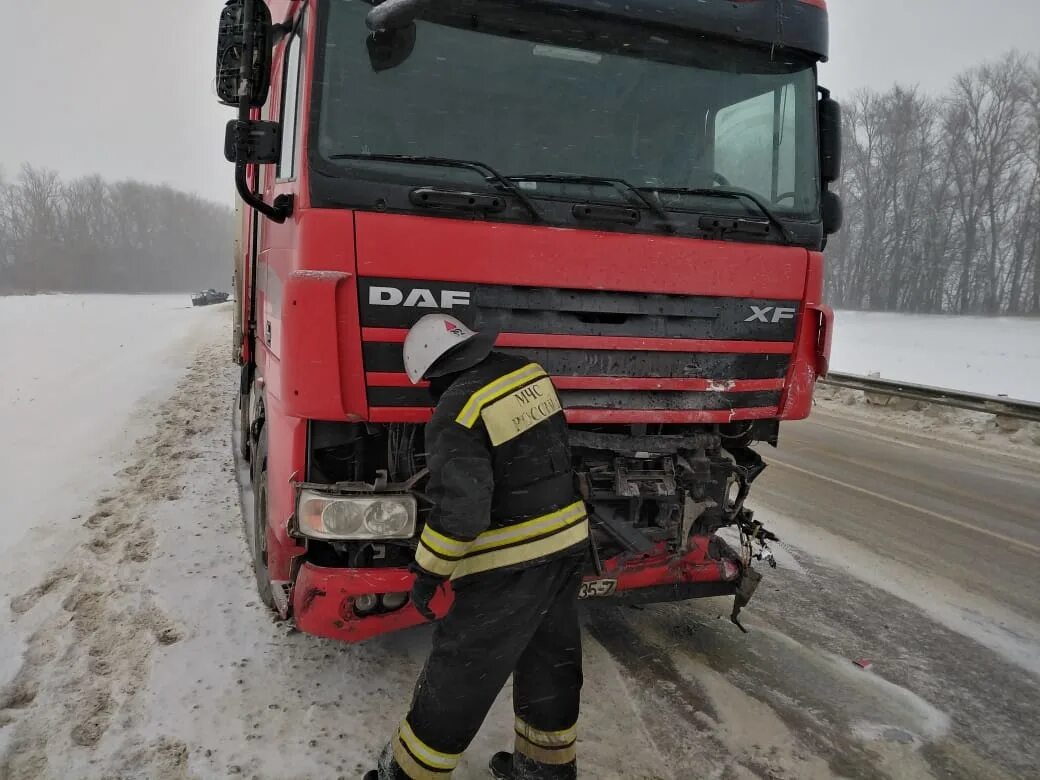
<box><xmin>760</xmin><ymin>409</ymin><xmax>1040</xmax><ymax>625</ymax></box>
<box><xmin>2</xmin><ymin>299</ymin><xmax>1038</xmax><ymax>779</ymax></box>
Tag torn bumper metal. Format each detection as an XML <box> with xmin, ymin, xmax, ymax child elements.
<box><xmin>291</xmin><ymin>534</ymin><xmax>743</xmax><ymax>643</ymax></box>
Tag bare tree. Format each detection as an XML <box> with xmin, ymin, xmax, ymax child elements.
<box><xmin>0</xmin><ymin>166</ymin><xmax>233</xmax><ymax>295</ymax></box>
<box><xmin>827</xmin><ymin>51</ymin><xmax>1040</xmax><ymax>316</ymax></box>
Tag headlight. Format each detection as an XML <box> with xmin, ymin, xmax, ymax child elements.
<box><xmin>364</xmin><ymin>501</ymin><xmax>411</xmax><ymax>536</ymax></box>
<box><xmin>297</xmin><ymin>490</ymin><xmax>417</xmax><ymax>540</ymax></box>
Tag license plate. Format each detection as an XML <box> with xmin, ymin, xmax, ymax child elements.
<box><xmin>578</xmin><ymin>579</ymin><xmax>618</xmax><ymax>599</ymax></box>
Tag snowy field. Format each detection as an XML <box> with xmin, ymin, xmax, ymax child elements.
<box><xmin>0</xmin><ymin>295</ymin><xmax>204</xmax><ymax>561</ymax></box>
<box><xmin>831</xmin><ymin>310</ymin><xmax>1040</xmax><ymax>402</ymax></box>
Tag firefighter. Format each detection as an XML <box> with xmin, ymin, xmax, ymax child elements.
<box><xmin>366</xmin><ymin>314</ymin><xmax>587</xmax><ymax>780</ymax></box>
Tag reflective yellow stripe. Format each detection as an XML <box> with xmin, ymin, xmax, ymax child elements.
<box><xmin>393</xmin><ymin>734</ymin><xmax>453</xmax><ymax>779</ymax></box>
<box><xmin>398</xmin><ymin>720</ymin><xmax>461</xmax><ymax>771</ymax></box>
<box><xmin>515</xmin><ymin>717</ymin><xmax>577</xmax><ymax>748</ymax></box>
<box><xmin>455</xmin><ymin>363</ymin><xmax>547</xmax><ymax>428</ymax></box>
<box><xmin>415</xmin><ymin>502</ymin><xmax>587</xmax><ymax>580</ymax></box>
<box><xmin>451</xmin><ymin>519</ymin><xmax>588</xmax><ymax>580</ymax></box>
<box><xmin>468</xmin><ymin>501</ymin><xmax>586</xmax><ymax>553</ymax></box>
<box><xmin>515</xmin><ymin>734</ymin><xmax>577</xmax><ymax>765</ymax></box>
<box><xmin>414</xmin><ymin>542</ymin><xmax>458</xmax><ymax>578</ymax></box>
<box><xmin>420</xmin><ymin>525</ymin><xmax>473</xmax><ymax>559</ymax></box>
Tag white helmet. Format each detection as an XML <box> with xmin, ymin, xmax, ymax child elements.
<box><xmin>402</xmin><ymin>314</ymin><xmax>497</xmax><ymax>384</ymax></box>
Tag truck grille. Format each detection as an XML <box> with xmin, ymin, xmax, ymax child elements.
<box><xmin>358</xmin><ymin>279</ymin><xmax>797</xmax><ymax>423</ymax></box>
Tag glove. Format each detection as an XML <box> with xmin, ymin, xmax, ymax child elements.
<box><xmin>410</xmin><ymin>572</ymin><xmax>442</xmax><ymax>622</ymax></box>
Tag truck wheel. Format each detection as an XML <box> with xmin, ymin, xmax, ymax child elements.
<box><xmin>251</xmin><ymin>428</ymin><xmax>276</xmax><ymax>610</ymax></box>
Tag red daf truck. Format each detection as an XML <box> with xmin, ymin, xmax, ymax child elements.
<box><xmin>216</xmin><ymin>0</ymin><xmax>840</xmax><ymax>642</ymax></box>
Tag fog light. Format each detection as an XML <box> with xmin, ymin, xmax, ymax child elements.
<box><xmin>354</xmin><ymin>594</ymin><xmax>378</xmax><ymax>614</ymax></box>
<box><xmin>381</xmin><ymin>592</ymin><xmax>408</xmax><ymax>611</ymax></box>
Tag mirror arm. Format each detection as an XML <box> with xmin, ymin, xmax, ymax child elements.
<box><xmin>271</xmin><ymin>22</ymin><xmax>292</xmax><ymax>43</ymax></box>
<box><xmin>235</xmin><ymin>161</ymin><xmax>291</xmax><ymax>223</ymax></box>
<box><xmin>235</xmin><ymin>0</ymin><xmax>291</xmax><ymax>224</ymax></box>
<box><xmin>238</xmin><ymin>0</ymin><xmax>258</xmax><ymax>122</ymax></box>
<box><xmin>367</xmin><ymin>0</ymin><xmax>427</xmax><ymax>32</ymax></box>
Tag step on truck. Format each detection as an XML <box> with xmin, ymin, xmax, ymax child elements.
<box><xmin>216</xmin><ymin>0</ymin><xmax>841</xmax><ymax>642</ymax></box>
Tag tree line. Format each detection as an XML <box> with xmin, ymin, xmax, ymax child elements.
<box><xmin>5</xmin><ymin>49</ymin><xmax>1038</xmax><ymax>312</ymax></box>
<box><xmin>827</xmin><ymin>51</ymin><xmax>1040</xmax><ymax>315</ymax></box>
<box><xmin>0</xmin><ymin>165</ymin><xmax>234</xmax><ymax>295</ymax></box>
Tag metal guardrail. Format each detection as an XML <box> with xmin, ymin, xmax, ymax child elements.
<box><xmin>820</xmin><ymin>372</ymin><xmax>1040</xmax><ymax>424</ymax></box>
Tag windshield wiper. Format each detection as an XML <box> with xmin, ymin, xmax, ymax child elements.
<box><xmin>504</xmin><ymin>173</ymin><xmax>675</xmax><ymax>233</ymax></box>
<box><xmin>326</xmin><ymin>154</ymin><xmax>545</xmax><ymax>222</ymax></box>
<box><xmin>644</xmin><ymin>187</ymin><xmax>794</xmax><ymax>244</ymax></box>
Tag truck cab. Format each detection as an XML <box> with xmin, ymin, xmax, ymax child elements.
<box><xmin>217</xmin><ymin>0</ymin><xmax>840</xmax><ymax>642</ymax></box>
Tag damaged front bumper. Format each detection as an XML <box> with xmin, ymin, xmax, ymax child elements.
<box><xmin>290</xmin><ymin>533</ymin><xmax>745</xmax><ymax>643</ymax></box>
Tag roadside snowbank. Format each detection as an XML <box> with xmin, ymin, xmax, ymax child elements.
<box><xmin>815</xmin><ymin>385</ymin><xmax>1040</xmax><ymax>459</ymax></box>
<box><xmin>0</xmin><ymin>295</ymin><xmax>229</xmax><ymax>759</ymax></box>
<box><xmin>0</xmin><ymin>294</ymin><xmax>204</xmax><ymax>559</ymax></box>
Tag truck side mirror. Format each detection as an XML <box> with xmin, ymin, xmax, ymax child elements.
<box><xmin>224</xmin><ymin>119</ymin><xmax>282</xmax><ymax>164</ymax></box>
<box><xmin>367</xmin><ymin>25</ymin><xmax>417</xmax><ymax>72</ymax></box>
<box><xmin>215</xmin><ymin>0</ymin><xmax>273</xmax><ymax>107</ymax></box>
<box><xmin>365</xmin><ymin>0</ymin><xmax>423</xmax><ymax>71</ymax></box>
<box><xmin>818</xmin><ymin>96</ymin><xmax>842</xmax><ymax>185</ymax></box>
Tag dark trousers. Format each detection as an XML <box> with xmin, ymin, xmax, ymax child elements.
<box><xmin>380</xmin><ymin>555</ymin><xmax>584</xmax><ymax>779</ymax></box>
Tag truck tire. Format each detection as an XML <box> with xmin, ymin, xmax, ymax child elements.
<box><xmin>251</xmin><ymin>428</ymin><xmax>276</xmax><ymax>610</ymax></box>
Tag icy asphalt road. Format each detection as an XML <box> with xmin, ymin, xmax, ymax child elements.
<box><xmin>1</xmin><ymin>301</ymin><xmax>1038</xmax><ymax>779</ymax></box>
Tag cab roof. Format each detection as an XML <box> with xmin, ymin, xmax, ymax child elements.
<box><xmin>540</xmin><ymin>0</ymin><xmax>829</xmax><ymax>61</ymax></box>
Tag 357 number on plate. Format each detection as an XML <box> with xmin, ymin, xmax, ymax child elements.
<box><xmin>578</xmin><ymin>579</ymin><xmax>617</xmax><ymax>599</ymax></box>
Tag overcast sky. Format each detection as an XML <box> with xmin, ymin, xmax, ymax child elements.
<box><xmin>2</xmin><ymin>0</ymin><xmax>1037</xmax><ymax>205</ymax></box>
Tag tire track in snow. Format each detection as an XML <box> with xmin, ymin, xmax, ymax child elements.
<box><xmin>0</xmin><ymin>343</ymin><xmax>226</xmax><ymax>780</ymax></box>
<box><xmin>586</xmin><ymin>607</ymin><xmax>838</xmax><ymax>780</ymax></box>
<box><xmin>584</xmin><ymin>609</ymin><xmax>734</xmax><ymax>778</ymax></box>
<box><xmin>590</xmin><ymin>543</ymin><xmax>1033</xmax><ymax>780</ymax></box>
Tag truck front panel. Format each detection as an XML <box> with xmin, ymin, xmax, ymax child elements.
<box><xmin>224</xmin><ymin>0</ymin><xmax>838</xmax><ymax>641</ymax></box>
<box><xmin>353</xmin><ymin>213</ymin><xmax>811</xmax><ymax>425</ymax></box>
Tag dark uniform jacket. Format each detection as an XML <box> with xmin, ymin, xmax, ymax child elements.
<box><xmin>414</xmin><ymin>352</ymin><xmax>587</xmax><ymax>581</ymax></box>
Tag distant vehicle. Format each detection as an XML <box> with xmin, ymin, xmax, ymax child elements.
<box><xmin>192</xmin><ymin>289</ymin><xmax>230</xmax><ymax>307</ymax></box>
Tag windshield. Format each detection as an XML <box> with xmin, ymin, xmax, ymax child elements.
<box><xmin>315</xmin><ymin>0</ymin><xmax>821</xmax><ymax>220</ymax></box>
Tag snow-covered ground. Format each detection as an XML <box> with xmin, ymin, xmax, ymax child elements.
<box><xmin>0</xmin><ymin>297</ymin><xmax>705</xmax><ymax>778</ymax></box>
<box><xmin>2</xmin><ymin>296</ymin><xmax>1036</xmax><ymax>778</ymax></box>
<box><xmin>0</xmin><ymin>295</ymin><xmax>232</xmax><ymax>773</ymax></box>
<box><xmin>0</xmin><ymin>295</ymin><xmax>203</xmax><ymax>560</ymax></box>
<box><xmin>831</xmin><ymin>310</ymin><xmax>1040</xmax><ymax>402</ymax></box>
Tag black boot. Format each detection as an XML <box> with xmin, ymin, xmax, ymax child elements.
<box><xmin>493</xmin><ymin>751</ymin><xmax>577</xmax><ymax>780</ymax></box>
<box><xmin>363</xmin><ymin>772</ymin><xmax>378</xmax><ymax>780</ymax></box>
<box><xmin>489</xmin><ymin>751</ymin><xmax>514</xmax><ymax>779</ymax></box>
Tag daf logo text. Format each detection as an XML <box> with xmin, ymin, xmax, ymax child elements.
<box><xmin>369</xmin><ymin>286</ymin><xmax>471</xmax><ymax>309</ymax></box>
